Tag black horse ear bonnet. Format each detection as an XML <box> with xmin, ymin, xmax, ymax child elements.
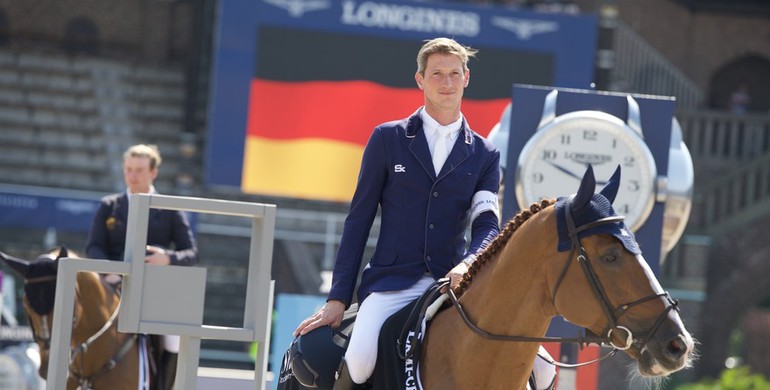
<box><xmin>554</xmin><ymin>165</ymin><xmax>641</xmax><ymax>255</ymax></box>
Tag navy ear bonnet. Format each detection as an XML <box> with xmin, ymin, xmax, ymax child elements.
<box><xmin>555</xmin><ymin>166</ymin><xmax>641</xmax><ymax>255</ymax></box>
<box><xmin>25</xmin><ymin>253</ymin><xmax>61</xmax><ymax>315</ymax></box>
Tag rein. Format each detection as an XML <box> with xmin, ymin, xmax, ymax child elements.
<box><xmin>69</xmin><ymin>289</ymin><xmax>129</xmax><ymax>388</ymax></box>
<box><xmin>444</xmin><ymin>281</ymin><xmax>616</xmax><ymax>368</ymax></box>
<box><xmin>441</xmin><ymin>198</ymin><xmax>680</xmax><ymax>368</ymax></box>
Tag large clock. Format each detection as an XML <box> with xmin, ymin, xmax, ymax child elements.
<box><xmin>514</xmin><ymin>90</ymin><xmax>662</xmax><ymax>232</ymax></box>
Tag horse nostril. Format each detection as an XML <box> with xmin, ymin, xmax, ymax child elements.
<box><xmin>666</xmin><ymin>336</ymin><xmax>688</xmax><ymax>360</ymax></box>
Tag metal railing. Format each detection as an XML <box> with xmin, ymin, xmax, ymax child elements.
<box><xmin>198</xmin><ymin>207</ymin><xmax>380</xmax><ymax>271</ymax></box>
<box><xmin>612</xmin><ymin>20</ymin><xmax>703</xmax><ymax>109</ymax></box>
<box><xmin>678</xmin><ymin>110</ymin><xmax>770</xmax><ymax>161</ymax></box>
<box><xmin>688</xmin><ymin>153</ymin><xmax>770</xmax><ymax>235</ymax></box>
<box><xmin>678</xmin><ymin>111</ymin><xmax>770</xmax><ymax>234</ymax></box>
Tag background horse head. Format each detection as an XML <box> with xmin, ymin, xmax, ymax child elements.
<box><xmin>0</xmin><ymin>246</ymin><xmax>148</xmax><ymax>390</ymax></box>
<box><xmin>422</xmin><ymin>166</ymin><xmax>695</xmax><ymax>389</ymax></box>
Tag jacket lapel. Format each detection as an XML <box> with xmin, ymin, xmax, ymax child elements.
<box><xmin>406</xmin><ymin>112</ymin><xmax>437</xmax><ymax>179</ymax></box>
<box><xmin>117</xmin><ymin>193</ymin><xmax>130</xmax><ymax>220</ymax></box>
<box><xmin>406</xmin><ymin>110</ymin><xmax>475</xmax><ymax>180</ymax></box>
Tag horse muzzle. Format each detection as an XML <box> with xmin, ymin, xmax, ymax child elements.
<box><xmin>635</xmin><ymin>325</ymin><xmax>694</xmax><ymax>377</ymax></box>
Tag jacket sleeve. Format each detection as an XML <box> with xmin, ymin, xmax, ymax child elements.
<box><xmin>466</xmin><ymin>148</ymin><xmax>501</xmax><ymax>257</ymax></box>
<box><xmin>327</xmin><ymin>128</ymin><xmax>388</xmax><ymax>306</ymax></box>
<box><xmin>168</xmin><ymin>210</ymin><xmax>198</xmax><ymax>266</ymax></box>
<box><xmin>85</xmin><ymin>200</ymin><xmax>111</xmax><ymax>260</ymax></box>
<box><xmin>466</xmin><ymin>211</ymin><xmax>499</xmax><ymax>258</ymax></box>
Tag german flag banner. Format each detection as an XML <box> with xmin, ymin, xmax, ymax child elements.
<box><xmin>207</xmin><ymin>0</ymin><xmax>597</xmax><ymax>202</ymax></box>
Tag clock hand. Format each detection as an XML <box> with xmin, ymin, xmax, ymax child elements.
<box><xmin>546</xmin><ymin>161</ymin><xmax>582</xmax><ymax>180</ymax></box>
<box><xmin>548</xmin><ymin>161</ymin><xmax>610</xmax><ymax>185</ymax></box>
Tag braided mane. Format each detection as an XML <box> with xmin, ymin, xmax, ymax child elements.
<box><xmin>455</xmin><ymin>198</ymin><xmax>555</xmax><ymax>297</ymax></box>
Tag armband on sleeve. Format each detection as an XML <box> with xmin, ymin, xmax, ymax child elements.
<box><xmin>470</xmin><ymin>190</ymin><xmax>499</xmax><ymax>222</ymax></box>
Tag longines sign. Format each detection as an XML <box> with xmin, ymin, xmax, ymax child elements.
<box><xmin>341</xmin><ymin>1</ymin><xmax>481</xmax><ymax>37</ymax></box>
<box><xmin>264</xmin><ymin>0</ymin><xmax>568</xmax><ymax>39</ymax></box>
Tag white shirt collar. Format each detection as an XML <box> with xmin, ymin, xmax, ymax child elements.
<box><xmin>126</xmin><ymin>185</ymin><xmax>157</xmax><ymax>202</ymax></box>
<box><xmin>420</xmin><ymin>109</ymin><xmax>463</xmax><ymax>137</ymax></box>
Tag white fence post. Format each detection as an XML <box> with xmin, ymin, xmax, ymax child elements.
<box><xmin>47</xmin><ymin>194</ymin><xmax>276</xmax><ymax>390</ymax></box>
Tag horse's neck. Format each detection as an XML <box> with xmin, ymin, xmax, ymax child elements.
<box><xmin>73</xmin><ymin>272</ymin><xmax>116</xmax><ymax>337</ymax></box>
<box><xmin>69</xmin><ymin>273</ymin><xmax>138</xmax><ymax>390</ymax></box>
<box><xmin>460</xmin><ymin>230</ymin><xmax>553</xmax><ymax>337</ymax></box>
<box><xmin>422</xmin><ymin>221</ymin><xmax>556</xmax><ymax>388</ymax></box>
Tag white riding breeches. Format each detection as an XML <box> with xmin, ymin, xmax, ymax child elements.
<box><xmin>343</xmin><ymin>276</ymin><xmax>435</xmax><ymax>384</ymax></box>
<box><xmin>530</xmin><ymin>346</ymin><xmax>557</xmax><ymax>390</ymax></box>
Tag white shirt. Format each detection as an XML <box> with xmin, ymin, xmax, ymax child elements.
<box><xmin>126</xmin><ymin>185</ymin><xmax>157</xmax><ymax>203</ymax></box>
<box><xmin>420</xmin><ymin>108</ymin><xmax>463</xmax><ymax>169</ymax></box>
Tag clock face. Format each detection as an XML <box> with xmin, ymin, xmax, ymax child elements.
<box><xmin>515</xmin><ymin>110</ymin><xmax>657</xmax><ymax>232</ymax></box>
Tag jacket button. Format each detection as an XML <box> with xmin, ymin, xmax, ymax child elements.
<box><xmin>426</xmin><ymin>256</ymin><xmax>432</xmax><ymax>262</ymax></box>
<box><xmin>433</xmin><ymin>191</ymin><xmax>439</xmax><ymax>197</ymax></box>
<box><xmin>429</xmin><ymin>224</ymin><xmax>434</xmax><ymax>229</ymax></box>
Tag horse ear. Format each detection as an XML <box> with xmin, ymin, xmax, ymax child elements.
<box><xmin>58</xmin><ymin>246</ymin><xmax>69</xmax><ymax>259</ymax></box>
<box><xmin>599</xmin><ymin>165</ymin><xmax>622</xmax><ymax>204</ymax></box>
<box><xmin>572</xmin><ymin>165</ymin><xmax>596</xmax><ymax>211</ymax></box>
<box><xmin>0</xmin><ymin>251</ymin><xmax>31</xmax><ymax>277</ymax></box>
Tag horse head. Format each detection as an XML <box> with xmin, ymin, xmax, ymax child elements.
<box><xmin>0</xmin><ymin>246</ymin><xmax>70</xmax><ymax>378</ymax></box>
<box><xmin>436</xmin><ymin>165</ymin><xmax>695</xmax><ymax>389</ymax></box>
<box><xmin>0</xmin><ymin>247</ymin><xmax>137</xmax><ymax>389</ymax></box>
<box><xmin>552</xmin><ymin>165</ymin><xmax>695</xmax><ymax>377</ymax></box>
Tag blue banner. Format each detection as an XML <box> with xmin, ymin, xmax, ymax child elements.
<box><xmin>0</xmin><ymin>185</ymin><xmax>100</xmax><ymax>232</ymax></box>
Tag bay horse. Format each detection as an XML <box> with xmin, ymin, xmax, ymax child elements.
<box><xmin>280</xmin><ymin>165</ymin><xmax>695</xmax><ymax>390</ymax></box>
<box><xmin>0</xmin><ymin>247</ymin><xmax>153</xmax><ymax>390</ymax></box>
<box><xmin>419</xmin><ymin>165</ymin><xmax>695</xmax><ymax>389</ymax></box>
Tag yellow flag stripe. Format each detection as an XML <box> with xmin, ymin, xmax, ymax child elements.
<box><xmin>242</xmin><ymin>137</ymin><xmax>363</xmax><ymax>201</ymax></box>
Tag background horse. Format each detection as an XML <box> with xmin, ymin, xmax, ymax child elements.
<box><xmin>420</xmin><ymin>166</ymin><xmax>695</xmax><ymax>389</ymax></box>
<box><xmin>0</xmin><ymin>246</ymin><xmax>153</xmax><ymax>390</ymax></box>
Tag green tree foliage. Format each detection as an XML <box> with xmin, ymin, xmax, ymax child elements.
<box><xmin>677</xmin><ymin>367</ymin><xmax>770</xmax><ymax>389</ymax></box>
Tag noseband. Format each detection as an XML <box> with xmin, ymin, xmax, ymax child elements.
<box><xmin>440</xmin><ymin>197</ymin><xmax>681</xmax><ymax>367</ymax></box>
<box><xmin>552</xmin><ymin>195</ymin><xmax>681</xmax><ymax>351</ymax></box>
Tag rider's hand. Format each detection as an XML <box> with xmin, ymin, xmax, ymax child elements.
<box><xmin>443</xmin><ymin>259</ymin><xmax>472</xmax><ymax>293</ymax></box>
<box><xmin>293</xmin><ymin>299</ymin><xmax>346</xmax><ymax>337</ymax></box>
<box><xmin>145</xmin><ymin>245</ymin><xmax>171</xmax><ymax>265</ymax></box>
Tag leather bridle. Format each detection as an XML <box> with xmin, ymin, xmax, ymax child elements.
<box><xmin>555</xmin><ymin>195</ymin><xmax>680</xmax><ymax>351</ymax></box>
<box><xmin>441</xmin><ymin>196</ymin><xmax>681</xmax><ymax>367</ymax></box>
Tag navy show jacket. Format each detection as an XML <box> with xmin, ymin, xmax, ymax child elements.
<box><xmin>85</xmin><ymin>192</ymin><xmax>198</xmax><ymax>266</ymax></box>
<box><xmin>328</xmin><ymin>109</ymin><xmax>501</xmax><ymax>306</ymax></box>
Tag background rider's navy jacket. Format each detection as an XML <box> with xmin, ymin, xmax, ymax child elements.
<box><xmin>86</xmin><ymin>192</ymin><xmax>198</xmax><ymax>265</ymax></box>
<box><xmin>328</xmin><ymin>110</ymin><xmax>501</xmax><ymax>306</ymax></box>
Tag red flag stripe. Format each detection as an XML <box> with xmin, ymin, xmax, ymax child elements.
<box><xmin>247</xmin><ymin>79</ymin><xmax>508</xmax><ymax>145</ymax></box>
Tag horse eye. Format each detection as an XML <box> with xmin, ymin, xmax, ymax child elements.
<box><xmin>603</xmin><ymin>253</ymin><xmax>618</xmax><ymax>263</ymax></box>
